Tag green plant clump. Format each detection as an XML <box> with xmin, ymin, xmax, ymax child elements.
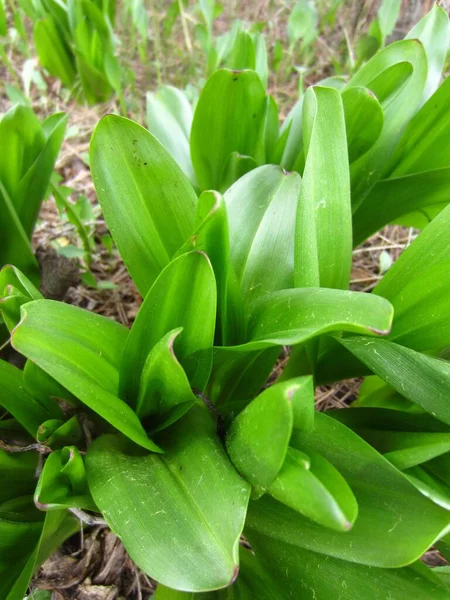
<box><xmin>24</xmin><ymin>0</ymin><xmax>121</xmax><ymax>104</ymax></box>
<box><xmin>1</xmin><ymin>5</ymin><xmax>450</xmax><ymax>600</ymax></box>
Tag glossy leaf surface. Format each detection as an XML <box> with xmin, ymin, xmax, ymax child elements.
<box><xmin>86</xmin><ymin>408</ymin><xmax>250</xmax><ymax>592</ymax></box>
<box><xmin>91</xmin><ymin>115</ymin><xmax>197</xmax><ymax>295</ymax></box>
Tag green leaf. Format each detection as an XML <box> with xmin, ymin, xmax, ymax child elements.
<box><xmin>386</xmin><ymin>75</ymin><xmax>450</xmax><ymax>177</ymax></box>
<box><xmin>342</xmin><ymin>86</ymin><xmax>384</xmax><ymax>163</ymax></box>
<box><xmin>226</xmin><ymin>380</ymin><xmax>295</xmax><ymax>489</ymax></box>
<box><xmin>33</xmin><ymin>17</ymin><xmax>76</xmax><ymax>87</ymax></box>
<box><xmin>247</xmin><ymin>412</ymin><xmax>450</xmax><ymax>568</ymax></box>
<box><xmin>373</xmin><ymin>204</ymin><xmax>450</xmax><ymax>353</ymax></box>
<box><xmin>120</xmin><ymin>252</ymin><xmax>216</xmax><ymax>405</ymax></box>
<box><xmin>0</xmin><ymin>359</ymin><xmax>56</xmax><ymax>437</ymax></box>
<box><xmin>208</xmin><ymin>347</ymin><xmax>279</xmax><ymax>407</ymax></box>
<box><xmin>405</xmin><ymin>5</ymin><xmax>449</xmax><ymax>102</ymax></box>
<box><xmin>219</xmin><ymin>152</ymin><xmax>258</xmax><ymax>194</ymax></box>
<box><xmin>176</xmin><ymin>191</ymin><xmax>232</xmax><ymax>344</ymax></box>
<box><xmin>0</xmin><ymin>265</ymin><xmax>42</xmax><ymax>331</ymax></box>
<box><xmin>226</xmin><ymin>30</ymin><xmax>256</xmax><ymax>71</ymax></box>
<box><xmin>239</xmin><ymin>287</ymin><xmax>393</xmax><ymax>350</ymax></box>
<box><xmin>348</xmin><ymin>40</ymin><xmax>427</xmax><ymax>208</ymax></box>
<box><xmin>287</xmin><ymin>0</ymin><xmax>318</xmax><ymax>47</ymax></box>
<box><xmin>4</xmin><ymin>509</ymin><xmax>79</xmax><ymax>600</ymax></box>
<box><xmin>16</xmin><ymin>112</ymin><xmax>67</xmax><ymax>238</ymax></box>
<box><xmin>86</xmin><ymin>407</ymin><xmax>250</xmax><ymax>592</ymax></box>
<box><xmin>136</xmin><ymin>328</ymin><xmax>197</xmax><ymax>430</ymax></box>
<box><xmin>24</xmin><ymin>358</ymin><xmax>76</xmax><ymax>412</ymax></box>
<box><xmin>340</xmin><ymin>337</ymin><xmax>450</xmax><ymax>425</ymax></box>
<box><xmin>295</xmin><ymin>86</ymin><xmax>351</xmax><ymax>289</ymax></box>
<box><xmin>225</xmin><ymin>165</ymin><xmax>300</xmax><ymax>307</ymax></box>
<box><xmin>377</xmin><ymin>0</ymin><xmax>401</xmax><ymax>38</ymax></box>
<box><xmin>35</xmin><ymin>446</ymin><xmax>96</xmax><ymax>511</ymax></box>
<box><xmin>190</xmin><ymin>69</ymin><xmax>267</xmax><ymax>191</ymax></box>
<box><xmin>268</xmin><ymin>447</ymin><xmax>358</xmax><ymax>532</ymax></box>
<box><xmin>246</xmin><ymin>529</ymin><xmax>450</xmax><ymax>599</ymax></box>
<box><xmin>353</xmin><ymin>168</ymin><xmax>450</xmax><ymax>245</ymax></box>
<box><xmin>362</xmin><ymin>431</ymin><xmax>450</xmax><ymax>471</ymax></box>
<box><xmin>0</xmin><ymin>450</ymin><xmax>39</xmax><ymax>504</ymax></box>
<box><xmin>146</xmin><ymin>86</ymin><xmax>196</xmax><ymax>186</ymax></box>
<box><xmin>90</xmin><ymin>114</ymin><xmax>197</xmax><ymax>295</ymax></box>
<box><xmin>12</xmin><ymin>300</ymin><xmax>160</xmax><ymax>451</ymax></box>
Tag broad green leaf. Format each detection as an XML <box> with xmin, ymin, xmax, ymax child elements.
<box><xmin>120</xmin><ymin>252</ymin><xmax>216</xmax><ymax>405</ymax></box>
<box><xmin>405</xmin><ymin>5</ymin><xmax>449</xmax><ymax>102</ymax></box>
<box><xmin>16</xmin><ymin>112</ymin><xmax>67</xmax><ymax>237</ymax></box>
<box><xmin>360</xmin><ymin>431</ymin><xmax>450</xmax><ymax>471</ymax></box>
<box><xmin>219</xmin><ymin>152</ymin><xmax>258</xmax><ymax>194</ymax></box>
<box><xmin>340</xmin><ymin>337</ymin><xmax>450</xmax><ymax>425</ymax></box>
<box><xmin>287</xmin><ymin>0</ymin><xmax>318</xmax><ymax>48</ymax></box>
<box><xmin>4</xmin><ymin>509</ymin><xmax>79</xmax><ymax>600</ymax></box>
<box><xmin>347</xmin><ymin>40</ymin><xmax>427</xmax><ymax>207</ymax></box>
<box><xmin>0</xmin><ymin>182</ymin><xmax>39</xmax><ymax>285</ymax></box>
<box><xmin>146</xmin><ymin>86</ymin><xmax>196</xmax><ymax>185</ymax></box>
<box><xmin>329</xmin><ymin>407</ymin><xmax>448</xmax><ymax>434</ymax></box>
<box><xmin>355</xmin><ymin>376</ymin><xmax>418</xmax><ymax>411</ymax></box>
<box><xmin>12</xmin><ymin>300</ymin><xmax>160</xmax><ymax>451</ymax></box>
<box><xmin>226</xmin><ymin>30</ymin><xmax>256</xmax><ymax>71</ymax></box>
<box><xmin>86</xmin><ymin>407</ymin><xmax>250</xmax><ymax>592</ymax></box>
<box><xmin>277</xmin><ymin>96</ymin><xmax>304</xmax><ymax>171</ymax></box>
<box><xmin>387</xmin><ymin>75</ymin><xmax>450</xmax><ymax>177</ymax></box>
<box><xmin>342</xmin><ymin>86</ymin><xmax>383</xmax><ymax>163</ymax></box>
<box><xmin>0</xmin><ymin>450</ymin><xmax>39</xmax><ymax>504</ymax></box>
<box><xmin>91</xmin><ymin>114</ymin><xmax>197</xmax><ymax>295</ymax></box>
<box><xmin>253</xmin><ymin>33</ymin><xmax>268</xmax><ymax>89</ymax></box>
<box><xmin>34</xmin><ymin>17</ymin><xmax>76</xmax><ymax>87</ymax></box>
<box><xmin>268</xmin><ymin>448</ymin><xmax>358</xmax><ymax>532</ymax></box>
<box><xmin>35</xmin><ymin>446</ymin><xmax>96</xmax><ymax>511</ymax></box>
<box><xmin>36</xmin><ymin>416</ymin><xmax>82</xmax><ymax>448</ymax></box>
<box><xmin>208</xmin><ymin>347</ymin><xmax>279</xmax><ymax>407</ymax></box>
<box><xmin>295</xmin><ymin>86</ymin><xmax>351</xmax><ymax>290</ymax></box>
<box><xmin>136</xmin><ymin>328</ymin><xmax>197</xmax><ymax>430</ymax></box>
<box><xmin>353</xmin><ymin>168</ymin><xmax>450</xmax><ymax>245</ymax></box>
<box><xmin>247</xmin><ymin>412</ymin><xmax>450</xmax><ymax>568</ymax></box>
<box><xmin>225</xmin><ymin>165</ymin><xmax>300</xmax><ymax>306</ymax></box>
<box><xmin>405</xmin><ymin>466</ymin><xmax>450</xmax><ymax>510</ymax></box>
<box><xmin>226</xmin><ymin>381</ymin><xmax>296</xmax><ymax>489</ymax></box>
<box><xmin>246</xmin><ymin>527</ymin><xmax>450</xmax><ymax>600</ymax></box>
<box><xmin>0</xmin><ymin>265</ymin><xmax>42</xmax><ymax>330</ymax></box>
<box><xmin>378</xmin><ymin>0</ymin><xmax>401</xmax><ymax>38</ymax></box>
<box><xmin>190</xmin><ymin>69</ymin><xmax>266</xmax><ymax>191</ymax></box>
<box><xmin>176</xmin><ymin>191</ymin><xmax>232</xmax><ymax>344</ymax></box>
<box><xmin>0</xmin><ymin>359</ymin><xmax>56</xmax><ymax>437</ymax></box>
<box><xmin>24</xmin><ymin>359</ymin><xmax>76</xmax><ymax>413</ymax></box>
<box><xmin>154</xmin><ymin>546</ymin><xmax>281</xmax><ymax>598</ymax></box>
<box><xmin>373</xmin><ymin>204</ymin><xmax>450</xmax><ymax>352</ymax></box>
<box><xmin>0</xmin><ymin>104</ymin><xmax>44</xmax><ymax>198</ymax></box>
<box><xmin>239</xmin><ymin>287</ymin><xmax>393</xmax><ymax>350</ymax></box>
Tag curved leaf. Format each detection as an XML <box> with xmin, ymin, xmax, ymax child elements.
<box><xmin>247</xmin><ymin>413</ymin><xmax>450</xmax><ymax>568</ymax></box>
<box><xmin>86</xmin><ymin>407</ymin><xmax>250</xmax><ymax>592</ymax></box>
<box><xmin>146</xmin><ymin>86</ymin><xmax>196</xmax><ymax>185</ymax></box>
<box><xmin>342</xmin><ymin>86</ymin><xmax>384</xmax><ymax>163</ymax></box>
<box><xmin>120</xmin><ymin>252</ymin><xmax>216</xmax><ymax>404</ymax></box>
<box><xmin>225</xmin><ymin>165</ymin><xmax>300</xmax><ymax>306</ymax></box>
<box><xmin>190</xmin><ymin>69</ymin><xmax>266</xmax><ymax>190</ymax></box>
<box><xmin>295</xmin><ymin>86</ymin><xmax>351</xmax><ymax>289</ymax></box>
<box><xmin>340</xmin><ymin>337</ymin><xmax>450</xmax><ymax>426</ymax></box>
<box><xmin>241</xmin><ymin>287</ymin><xmax>393</xmax><ymax>350</ymax></box>
<box><xmin>12</xmin><ymin>300</ymin><xmax>159</xmax><ymax>452</ymax></box>
<box><xmin>91</xmin><ymin>114</ymin><xmax>197</xmax><ymax>295</ymax></box>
